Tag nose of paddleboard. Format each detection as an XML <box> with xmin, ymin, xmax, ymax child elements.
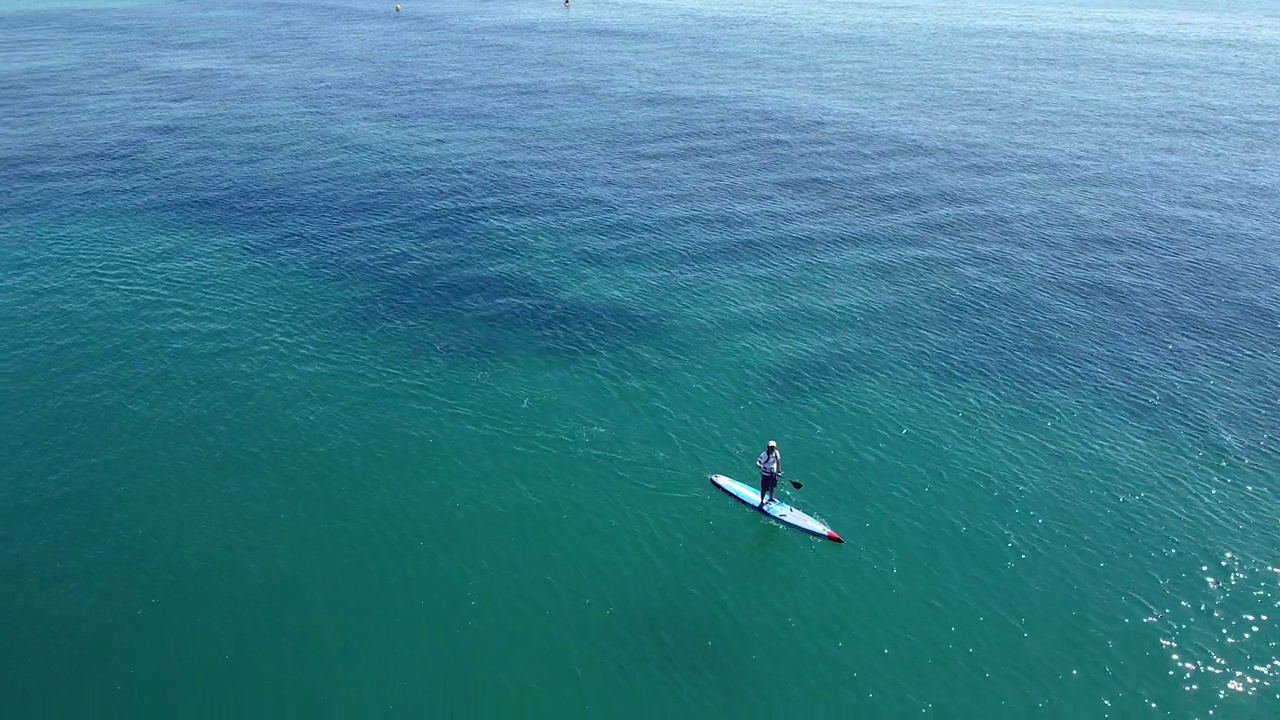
<box><xmin>826</xmin><ymin>530</ymin><xmax>844</xmax><ymax>543</ymax></box>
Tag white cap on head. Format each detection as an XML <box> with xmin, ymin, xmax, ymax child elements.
<box><xmin>767</xmin><ymin>440</ymin><xmax>777</xmax><ymax>447</ymax></box>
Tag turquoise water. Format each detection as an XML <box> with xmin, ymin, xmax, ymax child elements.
<box><xmin>3</xmin><ymin>0</ymin><xmax>1279</xmax><ymax>716</ymax></box>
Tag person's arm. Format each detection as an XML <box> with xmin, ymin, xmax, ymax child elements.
<box><xmin>775</xmin><ymin>453</ymin><xmax>781</xmax><ymax>475</ymax></box>
<box><xmin>756</xmin><ymin>452</ymin><xmax>764</xmax><ymax>470</ymax></box>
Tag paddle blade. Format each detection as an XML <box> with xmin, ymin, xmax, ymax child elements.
<box><xmin>790</xmin><ymin>480</ymin><xmax>803</xmax><ymax>489</ymax></box>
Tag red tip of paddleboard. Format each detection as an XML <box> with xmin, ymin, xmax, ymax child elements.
<box><xmin>827</xmin><ymin>530</ymin><xmax>844</xmax><ymax>543</ymax></box>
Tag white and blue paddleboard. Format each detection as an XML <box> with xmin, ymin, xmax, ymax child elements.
<box><xmin>709</xmin><ymin>474</ymin><xmax>843</xmax><ymax>543</ymax></box>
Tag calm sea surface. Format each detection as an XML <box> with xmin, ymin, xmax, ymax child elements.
<box><xmin>3</xmin><ymin>0</ymin><xmax>1279</xmax><ymax>716</ymax></box>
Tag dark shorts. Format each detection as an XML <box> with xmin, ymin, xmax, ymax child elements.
<box><xmin>761</xmin><ymin>472</ymin><xmax>778</xmax><ymax>492</ymax></box>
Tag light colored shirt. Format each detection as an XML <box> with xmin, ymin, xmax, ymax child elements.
<box><xmin>758</xmin><ymin>450</ymin><xmax>780</xmax><ymax>473</ymax></box>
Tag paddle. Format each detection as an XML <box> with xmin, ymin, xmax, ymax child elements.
<box><xmin>769</xmin><ymin>471</ymin><xmax>802</xmax><ymax>490</ymax></box>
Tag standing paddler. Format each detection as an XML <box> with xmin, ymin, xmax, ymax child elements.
<box><xmin>756</xmin><ymin>440</ymin><xmax>781</xmax><ymax>507</ymax></box>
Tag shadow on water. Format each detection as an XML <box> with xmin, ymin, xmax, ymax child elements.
<box><xmin>192</xmin><ymin>170</ymin><xmax>668</xmax><ymax>362</ymax></box>
<box><xmin>355</xmin><ymin>263</ymin><xmax>664</xmax><ymax>361</ymax></box>
<box><xmin>740</xmin><ymin>513</ymin><xmax>809</xmax><ymax>573</ymax></box>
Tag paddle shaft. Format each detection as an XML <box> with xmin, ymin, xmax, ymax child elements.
<box><xmin>764</xmin><ymin>469</ymin><xmax>803</xmax><ymax>490</ymax></box>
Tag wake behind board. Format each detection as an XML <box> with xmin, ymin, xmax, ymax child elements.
<box><xmin>709</xmin><ymin>474</ymin><xmax>843</xmax><ymax>543</ymax></box>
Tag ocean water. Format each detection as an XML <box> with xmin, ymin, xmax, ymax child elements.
<box><xmin>3</xmin><ymin>0</ymin><xmax>1279</xmax><ymax>716</ymax></box>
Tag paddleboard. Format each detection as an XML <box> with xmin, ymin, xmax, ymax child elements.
<box><xmin>709</xmin><ymin>474</ymin><xmax>843</xmax><ymax>543</ymax></box>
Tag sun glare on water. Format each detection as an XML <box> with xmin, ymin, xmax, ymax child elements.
<box><xmin>1146</xmin><ymin>552</ymin><xmax>1279</xmax><ymax>712</ymax></box>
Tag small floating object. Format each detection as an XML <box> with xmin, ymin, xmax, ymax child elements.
<box><xmin>394</xmin><ymin>4</ymin><xmax>401</xmax><ymax>11</ymax></box>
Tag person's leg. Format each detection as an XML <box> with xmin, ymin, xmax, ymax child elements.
<box><xmin>759</xmin><ymin>473</ymin><xmax>769</xmax><ymax>507</ymax></box>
